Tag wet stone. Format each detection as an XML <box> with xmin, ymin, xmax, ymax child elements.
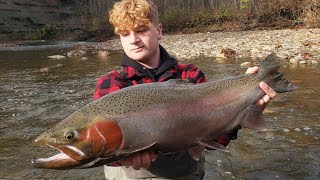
<box><xmin>47</xmin><ymin>55</ymin><xmax>66</xmax><ymax>59</ymax></box>
<box><xmin>283</xmin><ymin>129</ymin><xmax>290</xmax><ymax>132</ymax></box>
<box><xmin>294</xmin><ymin>128</ymin><xmax>301</xmax><ymax>132</ymax></box>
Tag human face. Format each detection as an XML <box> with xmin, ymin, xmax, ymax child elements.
<box><xmin>119</xmin><ymin>24</ymin><xmax>163</xmax><ymax>68</ymax></box>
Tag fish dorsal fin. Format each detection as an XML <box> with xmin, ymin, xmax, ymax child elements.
<box><xmin>241</xmin><ymin>105</ymin><xmax>268</xmax><ymax>130</ymax></box>
<box><xmin>198</xmin><ymin>140</ymin><xmax>228</xmax><ymax>152</ymax></box>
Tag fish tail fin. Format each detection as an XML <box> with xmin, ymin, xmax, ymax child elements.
<box><xmin>258</xmin><ymin>52</ymin><xmax>298</xmax><ymax>93</ymax></box>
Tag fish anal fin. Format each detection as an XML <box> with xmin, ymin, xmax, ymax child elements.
<box><xmin>198</xmin><ymin>140</ymin><xmax>228</xmax><ymax>152</ymax></box>
<box><xmin>241</xmin><ymin>105</ymin><xmax>268</xmax><ymax>131</ymax></box>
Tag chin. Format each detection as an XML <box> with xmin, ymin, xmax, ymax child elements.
<box><xmin>130</xmin><ymin>54</ymin><xmax>148</xmax><ymax>62</ymax></box>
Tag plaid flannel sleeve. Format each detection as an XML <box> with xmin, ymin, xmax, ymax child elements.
<box><xmin>93</xmin><ymin>70</ymin><xmax>129</xmax><ymax>100</ymax></box>
<box><xmin>181</xmin><ymin>64</ymin><xmax>207</xmax><ymax>84</ymax></box>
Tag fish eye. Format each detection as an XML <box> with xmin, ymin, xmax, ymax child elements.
<box><xmin>64</xmin><ymin>130</ymin><xmax>77</xmax><ymax>141</ymax></box>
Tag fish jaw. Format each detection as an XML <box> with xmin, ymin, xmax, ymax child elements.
<box><xmin>31</xmin><ymin>135</ymin><xmax>93</xmax><ymax>169</ymax></box>
<box><xmin>31</xmin><ymin>150</ymin><xmax>84</xmax><ymax>169</ymax></box>
<box><xmin>32</xmin><ymin>119</ymin><xmax>124</xmax><ymax>169</ymax></box>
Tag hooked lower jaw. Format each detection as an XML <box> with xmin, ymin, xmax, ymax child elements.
<box><xmin>32</xmin><ymin>143</ymin><xmax>90</xmax><ymax>169</ymax></box>
<box><xmin>31</xmin><ymin>152</ymin><xmax>80</xmax><ymax>170</ymax></box>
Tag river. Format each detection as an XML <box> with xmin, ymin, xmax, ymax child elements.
<box><xmin>0</xmin><ymin>43</ymin><xmax>319</xmax><ymax>179</ymax></box>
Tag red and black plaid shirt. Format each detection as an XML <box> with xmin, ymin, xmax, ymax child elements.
<box><xmin>94</xmin><ymin>45</ymin><xmax>237</xmax><ymax>148</ymax></box>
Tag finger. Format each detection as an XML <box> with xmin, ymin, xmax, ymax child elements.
<box><xmin>245</xmin><ymin>66</ymin><xmax>259</xmax><ymax>74</ymax></box>
<box><xmin>262</xmin><ymin>94</ymin><xmax>271</xmax><ymax>103</ymax></box>
<box><xmin>120</xmin><ymin>157</ymin><xmax>132</xmax><ymax>167</ymax></box>
<box><xmin>260</xmin><ymin>82</ymin><xmax>276</xmax><ymax>98</ymax></box>
<box><xmin>188</xmin><ymin>145</ymin><xmax>205</xmax><ymax>161</ymax></box>
<box><xmin>193</xmin><ymin>145</ymin><xmax>205</xmax><ymax>155</ymax></box>
<box><xmin>140</xmin><ymin>151</ymin><xmax>151</xmax><ymax>169</ymax></box>
<box><xmin>256</xmin><ymin>98</ymin><xmax>267</xmax><ymax>111</ymax></box>
<box><xmin>149</xmin><ymin>151</ymin><xmax>157</xmax><ymax>162</ymax></box>
<box><xmin>131</xmin><ymin>153</ymin><xmax>142</xmax><ymax>170</ymax></box>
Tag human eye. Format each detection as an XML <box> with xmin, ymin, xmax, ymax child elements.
<box><xmin>120</xmin><ymin>31</ymin><xmax>129</xmax><ymax>37</ymax></box>
<box><xmin>136</xmin><ymin>26</ymin><xmax>148</xmax><ymax>34</ymax></box>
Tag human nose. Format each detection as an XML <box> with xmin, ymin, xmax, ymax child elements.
<box><xmin>128</xmin><ymin>32</ymin><xmax>141</xmax><ymax>44</ymax></box>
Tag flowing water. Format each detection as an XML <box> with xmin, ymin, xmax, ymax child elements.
<box><xmin>0</xmin><ymin>43</ymin><xmax>319</xmax><ymax>179</ymax></box>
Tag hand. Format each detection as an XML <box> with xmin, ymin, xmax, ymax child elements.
<box><xmin>246</xmin><ymin>66</ymin><xmax>277</xmax><ymax>110</ymax></box>
<box><xmin>187</xmin><ymin>145</ymin><xmax>205</xmax><ymax>161</ymax></box>
<box><xmin>120</xmin><ymin>150</ymin><xmax>157</xmax><ymax>170</ymax></box>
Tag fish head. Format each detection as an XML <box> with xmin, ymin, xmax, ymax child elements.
<box><xmin>32</xmin><ymin>110</ymin><xmax>123</xmax><ymax>169</ymax></box>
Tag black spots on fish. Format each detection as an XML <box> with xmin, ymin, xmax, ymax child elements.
<box><xmin>215</xmin><ymin>78</ymin><xmax>235</xmax><ymax>89</ymax></box>
<box><xmin>89</xmin><ymin>106</ymin><xmax>95</xmax><ymax>110</ymax></box>
<box><xmin>91</xmin><ymin>108</ymin><xmax>99</xmax><ymax>114</ymax></box>
<box><xmin>69</xmin><ymin>119</ymin><xmax>76</xmax><ymax>124</ymax></box>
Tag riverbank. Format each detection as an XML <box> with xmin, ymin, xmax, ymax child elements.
<box><xmin>1</xmin><ymin>28</ymin><xmax>319</xmax><ymax>65</ymax></box>
<box><xmin>94</xmin><ymin>28</ymin><xmax>320</xmax><ymax>64</ymax></box>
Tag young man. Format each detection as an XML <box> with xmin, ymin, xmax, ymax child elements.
<box><xmin>94</xmin><ymin>0</ymin><xmax>276</xmax><ymax>179</ymax></box>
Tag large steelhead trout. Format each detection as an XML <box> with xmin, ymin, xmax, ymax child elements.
<box><xmin>32</xmin><ymin>53</ymin><xmax>297</xmax><ymax>169</ymax></box>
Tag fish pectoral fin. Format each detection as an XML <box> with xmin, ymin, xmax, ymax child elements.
<box><xmin>117</xmin><ymin>141</ymin><xmax>157</xmax><ymax>155</ymax></box>
<box><xmin>241</xmin><ymin>105</ymin><xmax>268</xmax><ymax>131</ymax></box>
<box><xmin>198</xmin><ymin>140</ymin><xmax>228</xmax><ymax>152</ymax></box>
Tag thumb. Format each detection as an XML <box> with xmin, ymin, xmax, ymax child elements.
<box><xmin>187</xmin><ymin>145</ymin><xmax>205</xmax><ymax>161</ymax></box>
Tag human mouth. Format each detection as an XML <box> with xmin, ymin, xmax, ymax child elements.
<box><xmin>131</xmin><ymin>46</ymin><xmax>144</xmax><ymax>53</ymax></box>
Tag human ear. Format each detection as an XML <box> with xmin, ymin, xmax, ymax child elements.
<box><xmin>157</xmin><ymin>23</ymin><xmax>163</xmax><ymax>40</ymax></box>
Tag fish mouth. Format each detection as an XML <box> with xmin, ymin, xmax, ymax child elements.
<box><xmin>31</xmin><ymin>152</ymin><xmax>79</xmax><ymax>170</ymax></box>
<box><xmin>31</xmin><ymin>144</ymin><xmax>115</xmax><ymax>169</ymax></box>
<box><xmin>31</xmin><ymin>143</ymin><xmax>91</xmax><ymax>170</ymax></box>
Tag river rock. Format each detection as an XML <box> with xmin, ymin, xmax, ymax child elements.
<box><xmin>39</xmin><ymin>67</ymin><xmax>50</xmax><ymax>72</ymax></box>
<box><xmin>250</xmin><ymin>48</ymin><xmax>261</xmax><ymax>57</ymax></box>
<box><xmin>277</xmin><ymin>54</ymin><xmax>289</xmax><ymax>59</ymax></box>
<box><xmin>299</xmin><ymin>60</ymin><xmax>307</xmax><ymax>64</ymax></box>
<box><xmin>97</xmin><ymin>50</ymin><xmax>110</xmax><ymax>58</ymax></box>
<box><xmin>67</xmin><ymin>50</ymin><xmax>86</xmax><ymax>57</ymax></box>
<box><xmin>55</xmin><ymin>64</ymin><xmax>63</xmax><ymax>68</ymax></box>
<box><xmin>216</xmin><ymin>48</ymin><xmax>236</xmax><ymax>58</ymax></box>
<box><xmin>240</xmin><ymin>62</ymin><xmax>251</xmax><ymax>68</ymax></box>
<box><xmin>47</xmin><ymin>55</ymin><xmax>66</xmax><ymax>59</ymax></box>
<box><xmin>289</xmin><ymin>58</ymin><xmax>299</xmax><ymax>64</ymax></box>
<box><xmin>216</xmin><ymin>49</ymin><xmax>225</xmax><ymax>58</ymax></box>
<box><xmin>301</xmin><ymin>52</ymin><xmax>313</xmax><ymax>60</ymax></box>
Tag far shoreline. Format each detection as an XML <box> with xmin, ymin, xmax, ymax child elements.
<box><xmin>1</xmin><ymin>28</ymin><xmax>319</xmax><ymax>65</ymax></box>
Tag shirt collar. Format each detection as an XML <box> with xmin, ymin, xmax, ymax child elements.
<box><xmin>121</xmin><ymin>45</ymin><xmax>177</xmax><ymax>77</ymax></box>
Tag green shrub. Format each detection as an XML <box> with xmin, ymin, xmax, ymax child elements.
<box><xmin>26</xmin><ymin>25</ymin><xmax>63</xmax><ymax>40</ymax></box>
<box><xmin>160</xmin><ymin>7</ymin><xmax>235</xmax><ymax>32</ymax></box>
